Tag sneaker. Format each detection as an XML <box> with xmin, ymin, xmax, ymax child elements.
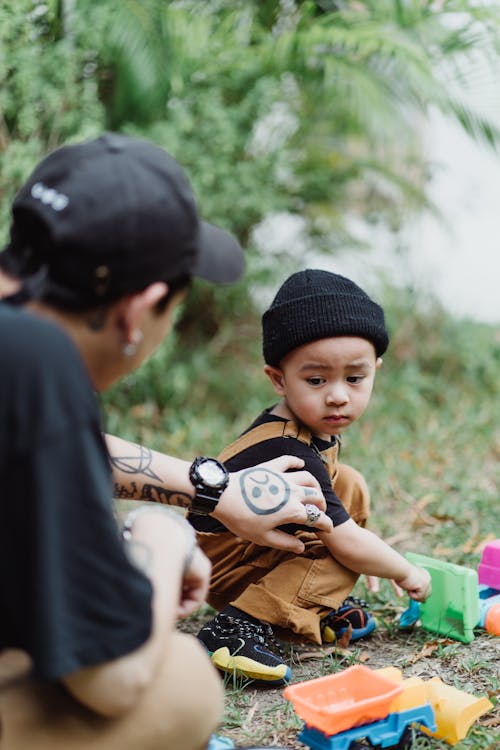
<box><xmin>321</xmin><ymin>596</ymin><xmax>376</xmax><ymax>643</ymax></box>
<box><xmin>197</xmin><ymin>605</ymin><xmax>291</xmax><ymax>685</ymax></box>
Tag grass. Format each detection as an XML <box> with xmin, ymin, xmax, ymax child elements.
<box><xmin>106</xmin><ymin>290</ymin><xmax>500</xmax><ymax>748</ymax></box>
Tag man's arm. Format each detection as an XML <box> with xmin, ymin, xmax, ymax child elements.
<box><xmin>106</xmin><ymin>434</ymin><xmax>332</xmax><ymax>553</ymax></box>
<box><xmin>107</xmin><ymin>434</ymin><xmax>194</xmax><ymax>507</ymax></box>
<box><xmin>62</xmin><ymin>510</ymin><xmax>206</xmax><ymax>717</ymax></box>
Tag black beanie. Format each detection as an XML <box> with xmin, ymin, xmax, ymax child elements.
<box><xmin>262</xmin><ymin>269</ymin><xmax>389</xmax><ymax>366</ymax></box>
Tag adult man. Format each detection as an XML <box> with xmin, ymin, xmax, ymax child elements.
<box><xmin>0</xmin><ymin>133</ymin><xmax>329</xmax><ymax>749</ymax></box>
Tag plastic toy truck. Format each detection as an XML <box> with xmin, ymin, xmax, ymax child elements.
<box><xmin>399</xmin><ymin>540</ymin><xmax>500</xmax><ymax>642</ymax></box>
<box><xmin>284</xmin><ymin>665</ymin><xmax>492</xmax><ymax>749</ymax></box>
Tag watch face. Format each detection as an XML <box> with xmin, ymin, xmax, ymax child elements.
<box><xmin>198</xmin><ymin>459</ymin><xmax>227</xmax><ymax>487</ymax></box>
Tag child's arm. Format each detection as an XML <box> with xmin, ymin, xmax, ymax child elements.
<box><xmin>317</xmin><ymin>519</ymin><xmax>431</xmax><ymax>602</ymax></box>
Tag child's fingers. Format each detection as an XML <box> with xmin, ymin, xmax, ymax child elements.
<box><xmin>390</xmin><ymin>579</ymin><xmax>404</xmax><ymax>597</ymax></box>
<box><xmin>365</xmin><ymin>575</ymin><xmax>380</xmax><ymax>592</ymax></box>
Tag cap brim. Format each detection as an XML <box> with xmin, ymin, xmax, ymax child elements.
<box><xmin>192</xmin><ymin>221</ymin><xmax>245</xmax><ymax>283</ymax></box>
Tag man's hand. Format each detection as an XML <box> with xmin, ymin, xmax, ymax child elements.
<box><xmin>177</xmin><ymin>546</ymin><xmax>211</xmax><ymax>618</ymax></box>
<box><xmin>212</xmin><ymin>455</ymin><xmax>332</xmax><ymax>553</ymax></box>
<box><xmin>106</xmin><ymin>437</ymin><xmax>331</xmax><ymax>553</ymax></box>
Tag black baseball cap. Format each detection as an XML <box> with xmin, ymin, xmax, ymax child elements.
<box><xmin>2</xmin><ymin>132</ymin><xmax>245</xmax><ymax>305</ymax></box>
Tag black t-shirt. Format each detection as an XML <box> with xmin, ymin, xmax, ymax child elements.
<box><xmin>0</xmin><ymin>304</ymin><xmax>153</xmax><ymax>681</ymax></box>
<box><xmin>190</xmin><ymin>409</ymin><xmax>350</xmax><ymax>533</ymax></box>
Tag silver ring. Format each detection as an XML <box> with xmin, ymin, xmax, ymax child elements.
<box><xmin>304</xmin><ymin>503</ymin><xmax>321</xmax><ymax>526</ymax></box>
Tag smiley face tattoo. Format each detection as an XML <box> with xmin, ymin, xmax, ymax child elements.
<box><xmin>239</xmin><ymin>467</ymin><xmax>290</xmax><ymax>515</ymax></box>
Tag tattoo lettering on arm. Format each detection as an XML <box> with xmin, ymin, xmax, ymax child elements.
<box><xmin>113</xmin><ymin>482</ymin><xmax>191</xmax><ymax>507</ymax></box>
<box><xmin>239</xmin><ymin>468</ymin><xmax>290</xmax><ymax>515</ymax></box>
<box><xmin>114</xmin><ymin>482</ymin><xmax>138</xmax><ymax>499</ymax></box>
<box><xmin>140</xmin><ymin>484</ymin><xmax>192</xmax><ymax>508</ymax></box>
<box><xmin>110</xmin><ymin>444</ymin><xmax>163</xmax><ymax>481</ymax></box>
<box><xmin>109</xmin><ymin>444</ymin><xmax>192</xmax><ymax>507</ymax></box>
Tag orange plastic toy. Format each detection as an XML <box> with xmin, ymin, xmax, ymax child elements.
<box><xmin>283</xmin><ymin>664</ymin><xmax>402</xmax><ymax>735</ymax></box>
<box><xmin>485</xmin><ymin>602</ymin><xmax>500</xmax><ymax>635</ymax></box>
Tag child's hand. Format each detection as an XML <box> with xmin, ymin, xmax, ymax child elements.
<box><xmin>366</xmin><ymin>575</ymin><xmax>404</xmax><ymax>597</ymax></box>
<box><xmin>366</xmin><ymin>575</ymin><xmax>379</xmax><ymax>593</ymax></box>
<box><xmin>395</xmin><ymin>565</ymin><xmax>432</xmax><ymax>602</ymax></box>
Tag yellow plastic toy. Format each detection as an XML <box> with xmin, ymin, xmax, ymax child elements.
<box><xmin>376</xmin><ymin>667</ymin><xmax>493</xmax><ymax>746</ymax></box>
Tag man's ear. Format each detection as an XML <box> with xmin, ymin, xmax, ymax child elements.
<box><xmin>375</xmin><ymin>356</ymin><xmax>383</xmax><ymax>370</ymax></box>
<box><xmin>114</xmin><ymin>282</ymin><xmax>168</xmax><ymax>342</ymax></box>
<box><xmin>264</xmin><ymin>364</ymin><xmax>286</xmax><ymax>395</ymax></box>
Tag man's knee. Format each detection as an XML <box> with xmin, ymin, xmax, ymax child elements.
<box><xmin>142</xmin><ymin>632</ymin><xmax>224</xmax><ymax>749</ymax></box>
<box><xmin>0</xmin><ymin>636</ymin><xmax>224</xmax><ymax>750</ymax></box>
<box><xmin>166</xmin><ymin>633</ymin><xmax>224</xmax><ymax>721</ymax></box>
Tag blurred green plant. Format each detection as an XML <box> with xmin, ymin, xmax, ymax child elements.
<box><xmin>80</xmin><ymin>0</ymin><xmax>500</xmax><ymax>263</ymax></box>
<box><xmin>3</xmin><ymin>1</ymin><xmax>500</xmax><ymax>288</ymax></box>
<box><xmin>0</xmin><ymin>0</ymin><xmax>105</xmax><ymax>231</ymax></box>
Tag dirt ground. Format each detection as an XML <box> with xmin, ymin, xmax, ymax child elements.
<box><xmin>179</xmin><ymin>601</ymin><xmax>500</xmax><ymax>749</ymax></box>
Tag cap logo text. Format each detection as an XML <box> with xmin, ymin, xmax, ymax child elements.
<box><xmin>31</xmin><ymin>182</ymin><xmax>69</xmax><ymax>211</ymax></box>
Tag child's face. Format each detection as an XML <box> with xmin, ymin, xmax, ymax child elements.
<box><xmin>265</xmin><ymin>336</ymin><xmax>382</xmax><ymax>439</ymax></box>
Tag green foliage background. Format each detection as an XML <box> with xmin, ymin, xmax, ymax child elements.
<box><xmin>1</xmin><ymin>2</ymin><xmax>499</xmax><ymax>744</ymax></box>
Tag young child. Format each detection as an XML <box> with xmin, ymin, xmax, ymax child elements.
<box><xmin>191</xmin><ymin>269</ymin><xmax>431</xmax><ymax>685</ymax></box>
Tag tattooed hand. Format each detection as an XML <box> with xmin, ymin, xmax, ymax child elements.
<box><xmin>213</xmin><ymin>455</ymin><xmax>331</xmax><ymax>553</ymax></box>
<box><xmin>106</xmin><ymin>436</ymin><xmax>331</xmax><ymax>552</ymax></box>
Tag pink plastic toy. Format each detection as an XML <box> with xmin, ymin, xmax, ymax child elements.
<box><xmin>478</xmin><ymin>540</ymin><xmax>500</xmax><ymax>590</ymax></box>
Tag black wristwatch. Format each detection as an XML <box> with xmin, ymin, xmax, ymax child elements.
<box><xmin>188</xmin><ymin>456</ymin><xmax>229</xmax><ymax>515</ymax></box>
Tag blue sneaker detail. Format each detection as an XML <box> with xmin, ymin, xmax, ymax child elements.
<box><xmin>321</xmin><ymin>596</ymin><xmax>376</xmax><ymax>643</ymax></box>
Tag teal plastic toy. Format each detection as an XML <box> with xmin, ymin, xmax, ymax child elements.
<box><xmin>207</xmin><ymin>736</ymin><xmax>234</xmax><ymax>750</ymax></box>
<box><xmin>403</xmin><ymin>553</ymin><xmax>480</xmax><ymax>643</ymax></box>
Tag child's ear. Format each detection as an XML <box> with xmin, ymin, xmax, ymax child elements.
<box><xmin>375</xmin><ymin>357</ymin><xmax>383</xmax><ymax>370</ymax></box>
<box><xmin>264</xmin><ymin>365</ymin><xmax>286</xmax><ymax>395</ymax></box>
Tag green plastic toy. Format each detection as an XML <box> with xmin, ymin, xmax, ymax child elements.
<box><xmin>404</xmin><ymin>552</ymin><xmax>480</xmax><ymax>643</ymax></box>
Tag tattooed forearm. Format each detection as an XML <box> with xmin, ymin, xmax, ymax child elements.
<box><xmin>113</xmin><ymin>481</ymin><xmax>192</xmax><ymax>507</ymax></box>
<box><xmin>140</xmin><ymin>484</ymin><xmax>192</xmax><ymax>508</ymax></box>
<box><xmin>110</xmin><ymin>443</ymin><xmax>163</xmax><ymax>481</ymax></box>
<box><xmin>109</xmin><ymin>440</ymin><xmax>194</xmax><ymax>505</ymax></box>
<box><xmin>239</xmin><ymin>467</ymin><xmax>290</xmax><ymax>515</ymax></box>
